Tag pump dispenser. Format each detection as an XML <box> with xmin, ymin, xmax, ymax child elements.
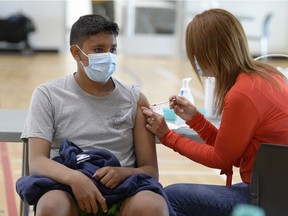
<box><xmin>175</xmin><ymin>77</ymin><xmax>194</xmax><ymax>126</ymax></box>
<box><xmin>179</xmin><ymin>78</ymin><xmax>194</xmax><ymax>104</ymax></box>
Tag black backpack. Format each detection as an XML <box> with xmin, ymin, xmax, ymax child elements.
<box><xmin>0</xmin><ymin>13</ymin><xmax>35</xmax><ymax>43</ymax></box>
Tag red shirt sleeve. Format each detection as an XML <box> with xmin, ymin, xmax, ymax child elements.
<box><xmin>160</xmin><ymin>90</ymin><xmax>260</xmax><ymax>171</ymax></box>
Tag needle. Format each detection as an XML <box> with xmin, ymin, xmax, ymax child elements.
<box><xmin>152</xmin><ymin>99</ymin><xmax>176</xmax><ymax>106</ymax></box>
<box><xmin>152</xmin><ymin>100</ymin><xmax>169</xmax><ymax>106</ymax></box>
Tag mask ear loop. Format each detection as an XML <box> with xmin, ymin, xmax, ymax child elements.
<box><xmin>194</xmin><ymin>57</ymin><xmax>204</xmax><ymax>76</ymax></box>
<box><xmin>74</xmin><ymin>45</ymin><xmax>88</xmax><ymax>57</ymax></box>
<box><xmin>72</xmin><ymin>44</ymin><xmax>88</xmax><ymax>67</ymax></box>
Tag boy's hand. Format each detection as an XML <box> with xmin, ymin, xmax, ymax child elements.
<box><xmin>93</xmin><ymin>167</ymin><xmax>128</xmax><ymax>189</ymax></box>
<box><xmin>69</xmin><ymin>171</ymin><xmax>107</xmax><ymax>214</ymax></box>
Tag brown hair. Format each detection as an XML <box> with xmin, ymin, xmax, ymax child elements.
<box><xmin>185</xmin><ymin>8</ymin><xmax>286</xmax><ymax>115</ymax></box>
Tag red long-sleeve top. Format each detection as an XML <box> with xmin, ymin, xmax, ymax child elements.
<box><xmin>160</xmin><ymin>73</ymin><xmax>288</xmax><ymax>185</ymax></box>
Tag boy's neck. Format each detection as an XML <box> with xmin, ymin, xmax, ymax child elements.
<box><xmin>73</xmin><ymin>72</ymin><xmax>115</xmax><ymax>97</ymax></box>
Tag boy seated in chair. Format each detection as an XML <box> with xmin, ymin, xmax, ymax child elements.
<box><xmin>20</xmin><ymin>14</ymin><xmax>171</xmax><ymax>216</ymax></box>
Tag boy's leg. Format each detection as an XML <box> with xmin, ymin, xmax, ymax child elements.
<box><xmin>120</xmin><ymin>190</ymin><xmax>169</xmax><ymax>216</ymax></box>
<box><xmin>35</xmin><ymin>190</ymin><xmax>78</xmax><ymax>216</ymax></box>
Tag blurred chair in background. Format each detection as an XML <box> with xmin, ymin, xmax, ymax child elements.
<box><xmin>246</xmin><ymin>13</ymin><xmax>273</xmax><ymax>58</ymax></box>
<box><xmin>250</xmin><ymin>143</ymin><xmax>288</xmax><ymax>216</ymax></box>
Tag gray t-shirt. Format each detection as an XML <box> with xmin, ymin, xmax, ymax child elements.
<box><xmin>21</xmin><ymin>74</ymin><xmax>140</xmax><ymax>167</ymax></box>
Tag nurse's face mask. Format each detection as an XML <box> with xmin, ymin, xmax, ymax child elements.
<box><xmin>194</xmin><ymin>57</ymin><xmax>203</xmax><ymax>77</ymax></box>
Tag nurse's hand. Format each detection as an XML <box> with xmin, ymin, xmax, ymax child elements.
<box><xmin>169</xmin><ymin>95</ymin><xmax>197</xmax><ymax>122</ymax></box>
<box><xmin>141</xmin><ymin>106</ymin><xmax>170</xmax><ymax>138</ymax></box>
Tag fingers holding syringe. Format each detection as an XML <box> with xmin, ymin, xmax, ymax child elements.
<box><xmin>169</xmin><ymin>95</ymin><xmax>186</xmax><ymax>111</ymax></box>
<box><xmin>169</xmin><ymin>96</ymin><xmax>197</xmax><ymax>121</ymax></box>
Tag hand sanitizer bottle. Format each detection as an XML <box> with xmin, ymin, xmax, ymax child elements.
<box><xmin>175</xmin><ymin>77</ymin><xmax>194</xmax><ymax>126</ymax></box>
<box><xmin>180</xmin><ymin>78</ymin><xmax>194</xmax><ymax>105</ymax></box>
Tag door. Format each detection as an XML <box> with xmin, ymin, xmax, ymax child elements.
<box><xmin>116</xmin><ymin>0</ymin><xmax>184</xmax><ymax>56</ymax></box>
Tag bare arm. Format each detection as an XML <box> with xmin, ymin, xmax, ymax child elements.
<box><xmin>94</xmin><ymin>92</ymin><xmax>159</xmax><ymax>187</ymax></box>
<box><xmin>28</xmin><ymin>137</ymin><xmax>107</xmax><ymax>214</ymax></box>
<box><xmin>132</xmin><ymin>92</ymin><xmax>159</xmax><ymax>179</ymax></box>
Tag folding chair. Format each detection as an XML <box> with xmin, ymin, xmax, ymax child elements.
<box><xmin>250</xmin><ymin>143</ymin><xmax>288</xmax><ymax>216</ymax></box>
<box><xmin>20</xmin><ymin>140</ymin><xmax>30</xmax><ymax>216</ymax></box>
<box><xmin>246</xmin><ymin>13</ymin><xmax>273</xmax><ymax>58</ymax></box>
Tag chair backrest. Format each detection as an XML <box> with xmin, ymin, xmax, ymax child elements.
<box><xmin>262</xmin><ymin>13</ymin><xmax>273</xmax><ymax>37</ymax></box>
<box><xmin>250</xmin><ymin>143</ymin><xmax>288</xmax><ymax>216</ymax></box>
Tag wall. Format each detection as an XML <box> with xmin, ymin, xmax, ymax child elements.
<box><xmin>0</xmin><ymin>0</ymin><xmax>66</xmax><ymax>53</ymax></box>
<box><xmin>0</xmin><ymin>0</ymin><xmax>93</xmax><ymax>53</ymax></box>
<box><xmin>0</xmin><ymin>0</ymin><xmax>287</xmax><ymax>56</ymax></box>
<box><xmin>182</xmin><ymin>0</ymin><xmax>288</xmax><ymax>56</ymax></box>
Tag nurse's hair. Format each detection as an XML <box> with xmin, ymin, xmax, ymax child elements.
<box><xmin>70</xmin><ymin>14</ymin><xmax>119</xmax><ymax>47</ymax></box>
<box><xmin>185</xmin><ymin>8</ymin><xmax>285</xmax><ymax>115</ymax></box>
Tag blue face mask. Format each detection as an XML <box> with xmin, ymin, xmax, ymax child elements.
<box><xmin>194</xmin><ymin>57</ymin><xmax>203</xmax><ymax>76</ymax></box>
<box><xmin>77</xmin><ymin>46</ymin><xmax>117</xmax><ymax>82</ymax></box>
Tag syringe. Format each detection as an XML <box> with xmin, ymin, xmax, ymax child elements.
<box><xmin>151</xmin><ymin>100</ymin><xmax>169</xmax><ymax>107</ymax></box>
<box><xmin>151</xmin><ymin>99</ymin><xmax>176</xmax><ymax>107</ymax></box>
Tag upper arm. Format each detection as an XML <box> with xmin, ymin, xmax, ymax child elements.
<box><xmin>132</xmin><ymin>92</ymin><xmax>158</xmax><ymax>176</ymax></box>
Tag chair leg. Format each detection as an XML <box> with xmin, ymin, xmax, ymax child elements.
<box><xmin>21</xmin><ymin>141</ymin><xmax>29</xmax><ymax>176</ymax></box>
<box><xmin>20</xmin><ymin>142</ymin><xmax>30</xmax><ymax>216</ymax></box>
<box><xmin>20</xmin><ymin>201</ymin><xmax>30</xmax><ymax>216</ymax></box>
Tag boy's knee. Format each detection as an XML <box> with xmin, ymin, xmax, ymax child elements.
<box><xmin>121</xmin><ymin>190</ymin><xmax>169</xmax><ymax>216</ymax></box>
<box><xmin>142</xmin><ymin>196</ymin><xmax>168</xmax><ymax>215</ymax></box>
<box><xmin>35</xmin><ymin>190</ymin><xmax>78</xmax><ymax>216</ymax></box>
